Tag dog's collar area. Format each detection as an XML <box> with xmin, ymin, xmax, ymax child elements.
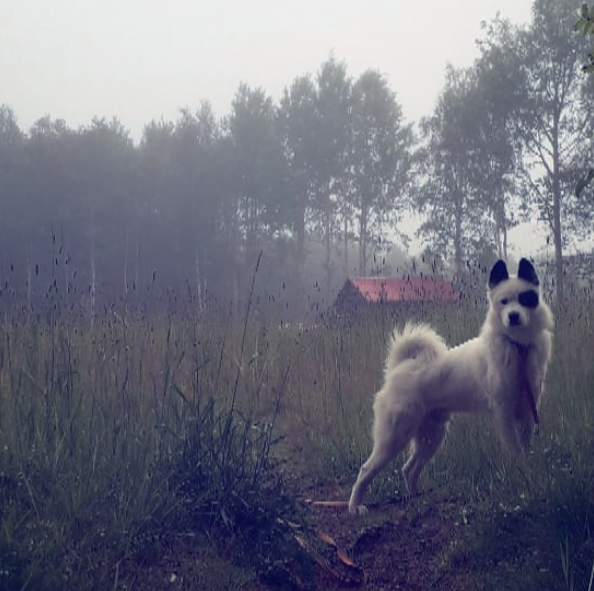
<box><xmin>503</xmin><ymin>334</ymin><xmax>531</xmax><ymax>353</ymax></box>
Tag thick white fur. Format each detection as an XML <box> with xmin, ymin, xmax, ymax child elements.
<box><xmin>348</xmin><ymin>260</ymin><xmax>554</xmax><ymax>515</ymax></box>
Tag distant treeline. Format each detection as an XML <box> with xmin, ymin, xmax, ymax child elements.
<box><xmin>0</xmin><ymin>0</ymin><xmax>592</xmax><ymax>315</ymax></box>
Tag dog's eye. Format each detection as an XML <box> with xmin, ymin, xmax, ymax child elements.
<box><xmin>519</xmin><ymin>290</ymin><xmax>539</xmax><ymax>309</ymax></box>
<box><xmin>500</xmin><ymin>298</ymin><xmax>509</xmax><ymax>305</ymax></box>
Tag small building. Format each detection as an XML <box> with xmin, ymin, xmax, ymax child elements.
<box><xmin>334</xmin><ymin>276</ymin><xmax>459</xmax><ymax>315</ymax></box>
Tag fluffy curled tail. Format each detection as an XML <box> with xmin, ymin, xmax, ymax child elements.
<box><xmin>385</xmin><ymin>322</ymin><xmax>447</xmax><ymax>374</ymax></box>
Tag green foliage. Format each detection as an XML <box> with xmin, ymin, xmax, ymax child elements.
<box><xmin>574</xmin><ymin>4</ymin><xmax>594</xmax><ymax>202</ymax></box>
<box><xmin>575</xmin><ymin>167</ymin><xmax>594</xmax><ymax>197</ymax></box>
<box><xmin>350</xmin><ymin>70</ymin><xmax>412</xmax><ymax>275</ymax></box>
<box><xmin>575</xmin><ymin>3</ymin><xmax>594</xmax><ymax>73</ymax></box>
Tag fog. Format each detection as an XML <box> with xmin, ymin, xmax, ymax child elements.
<box><xmin>0</xmin><ymin>0</ymin><xmax>591</xmax><ymax>315</ymax></box>
<box><xmin>2</xmin><ymin>1</ymin><xmax>532</xmax><ymax>138</ymax></box>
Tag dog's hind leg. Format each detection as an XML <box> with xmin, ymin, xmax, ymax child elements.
<box><xmin>402</xmin><ymin>410</ymin><xmax>449</xmax><ymax>494</ymax></box>
<box><xmin>348</xmin><ymin>409</ymin><xmax>418</xmax><ymax>515</ymax></box>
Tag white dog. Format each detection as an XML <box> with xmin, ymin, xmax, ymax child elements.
<box><xmin>348</xmin><ymin>258</ymin><xmax>554</xmax><ymax>515</ymax></box>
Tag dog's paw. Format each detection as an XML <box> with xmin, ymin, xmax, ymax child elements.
<box><xmin>348</xmin><ymin>504</ymin><xmax>369</xmax><ymax>516</ymax></box>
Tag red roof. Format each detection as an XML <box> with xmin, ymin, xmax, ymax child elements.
<box><xmin>348</xmin><ymin>277</ymin><xmax>459</xmax><ymax>303</ymax></box>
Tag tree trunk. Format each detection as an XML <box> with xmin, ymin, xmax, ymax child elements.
<box><xmin>454</xmin><ymin>193</ymin><xmax>463</xmax><ymax>274</ymax></box>
<box><xmin>324</xmin><ymin>183</ymin><xmax>332</xmax><ymax>289</ymax></box>
<box><xmin>359</xmin><ymin>208</ymin><xmax>367</xmax><ymax>276</ymax></box>
<box><xmin>295</xmin><ymin>195</ymin><xmax>306</xmax><ymax>295</ymax></box>
<box><xmin>552</xmin><ymin>112</ymin><xmax>564</xmax><ymax>305</ymax></box>
<box><xmin>343</xmin><ymin>215</ymin><xmax>349</xmax><ymax>275</ymax></box>
<box><xmin>552</xmin><ymin>180</ymin><xmax>563</xmax><ymax>305</ymax></box>
<box><xmin>494</xmin><ymin>193</ymin><xmax>508</xmax><ymax>260</ymax></box>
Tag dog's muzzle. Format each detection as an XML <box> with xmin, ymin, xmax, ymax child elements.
<box><xmin>508</xmin><ymin>311</ymin><xmax>522</xmax><ymax>326</ymax></box>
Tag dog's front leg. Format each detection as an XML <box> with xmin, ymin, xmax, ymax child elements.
<box><xmin>493</xmin><ymin>403</ymin><xmax>521</xmax><ymax>448</ymax></box>
<box><xmin>517</xmin><ymin>374</ymin><xmax>543</xmax><ymax>447</ymax></box>
<box><xmin>517</xmin><ymin>417</ymin><xmax>536</xmax><ymax>448</ymax></box>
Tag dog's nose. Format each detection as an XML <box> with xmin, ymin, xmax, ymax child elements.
<box><xmin>508</xmin><ymin>311</ymin><xmax>521</xmax><ymax>326</ymax></box>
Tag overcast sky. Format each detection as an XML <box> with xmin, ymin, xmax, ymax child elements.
<box><xmin>2</xmin><ymin>0</ymin><xmax>534</xmax><ymax>140</ymax></box>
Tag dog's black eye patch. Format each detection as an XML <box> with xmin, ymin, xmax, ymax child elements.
<box><xmin>518</xmin><ymin>290</ymin><xmax>539</xmax><ymax>309</ymax></box>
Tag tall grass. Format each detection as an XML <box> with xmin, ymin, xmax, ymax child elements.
<box><xmin>0</xmin><ymin>298</ymin><xmax>298</xmax><ymax>590</ymax></box>
<box><xmin>0</xmin><ymin>277</ymin><xmax>592</xmax><ymax>590</ymax></box>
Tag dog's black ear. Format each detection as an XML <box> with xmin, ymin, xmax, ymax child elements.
<box><xmin>518</xmin><ymin>258</ymin><xmax>539</xmax><ymax>286</ymax></box>
<box><xmin>489</xmin><ymin>260</ymin><xmax>509</xmax><ymax>288</ymax></box>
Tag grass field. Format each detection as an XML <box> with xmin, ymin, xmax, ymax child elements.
<box><xmin>0</xmin><ymin>286</ymin><xmax>593</xmax><ymax>590</ymax></box>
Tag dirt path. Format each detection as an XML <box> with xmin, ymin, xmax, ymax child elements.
<box><xmin>294</xmin><ymin>471</ymin><xmax>568</xmax><ymax>591</ymax></box>
<box><xmin>128</xmin><ymin>443</ymin><xmax>569</xmax><ymax>591</ymax></box>
<box><xmin>296</xmin><ymin>483</ymin><xmax>471</xmax><ymax>591</ymax></box>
